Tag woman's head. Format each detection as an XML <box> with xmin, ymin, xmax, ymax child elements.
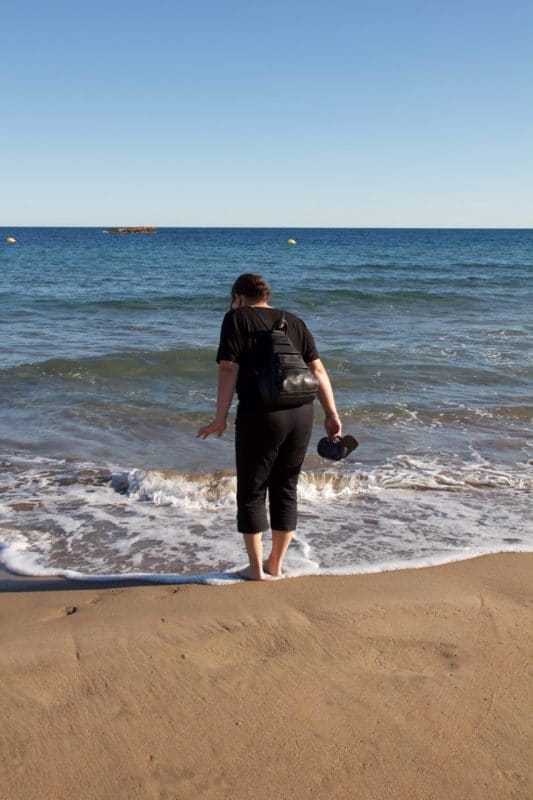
<box><xmin>231</xmin><ymin>273</ymin><xmax>271</xmax><ymax>305</ymax></box>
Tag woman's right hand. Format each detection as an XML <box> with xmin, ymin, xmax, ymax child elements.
<box><xmin>324</xmin><ymin>413</ymin><xmax>342</xmax><ymax>439</ymax></box>
<box><xmin>197</xmin><ymin>418</ymin><xmax>227</xmax><ymax>439</ymax></box>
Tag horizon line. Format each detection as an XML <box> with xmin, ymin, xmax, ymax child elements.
<box><xmin>2</xmin><ymin>225</ymin><xmax>532</xmax><ymax>231</ymax></box>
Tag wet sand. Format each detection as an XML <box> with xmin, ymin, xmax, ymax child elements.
<box><xmin>1</xmin><ymin>553</ymin><xmax>532</xmax><ymax>800</ymax></box>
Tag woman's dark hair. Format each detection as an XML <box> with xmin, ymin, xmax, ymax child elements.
<box><xmin>231</xmin><ymin>273</ymin><xmax>271</xmax><ymax>302</ymax></box>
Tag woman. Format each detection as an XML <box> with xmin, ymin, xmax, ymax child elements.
<box><xmin>197</xmin><ymin>274</ymin><xmax>341</xmax><ymax>580</ymax></box>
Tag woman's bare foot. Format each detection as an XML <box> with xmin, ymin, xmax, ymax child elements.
<box><xmin>237</xmin><ymin>565</ymin><xmax>267</xmax><ymax>581</ymax></box>
<box><xmin>264</xmin><ymin>558</ymin><xmax>284</xmax><ymax>578</ymax></box>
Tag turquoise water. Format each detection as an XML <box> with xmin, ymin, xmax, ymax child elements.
<box><xmin>1</xmin><ymin>228</ymin><xmax>532</xmax><ymax>581</ymax></box>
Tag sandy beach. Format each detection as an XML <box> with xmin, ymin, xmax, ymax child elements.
<box><xmin>1</xmin><ymin>553</ymin><xmax>532</xmax><ymax>800</ymax></box>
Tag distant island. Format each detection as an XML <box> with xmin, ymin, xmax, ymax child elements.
<box><xmin>104</xmin><ymin>227</ymin><xmax>157</xmax><ymax>234</ymax></box>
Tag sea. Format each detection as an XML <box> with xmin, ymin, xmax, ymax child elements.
<box><xmin>1</xmin><ymin>228</ymin><xmax>531</xmax><ymax>584</ymax></box>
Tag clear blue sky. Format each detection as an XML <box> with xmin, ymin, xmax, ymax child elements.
<box><xmin>1</xmin><ymin>0</ymin><xmax>532</xmax><ymax>226</ymax></box>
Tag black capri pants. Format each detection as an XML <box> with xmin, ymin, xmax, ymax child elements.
<box><xmin>235</xmin><ymin>402</ymin><xmax>314</xmax><ymax>534</ymax></box>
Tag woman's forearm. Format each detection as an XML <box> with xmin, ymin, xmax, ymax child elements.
<box><xmin>215</xmin><ymin>360</ymin><xmax>240</xmax><ymax>420</ymax></box>
<box><xmin>309</xmin><ymin>358</ymin><xmax>342</xmax><ymax>437</ymax></box>
<box><xmin>197</xmin><ymin>360</ymin><xmax>240</xmax><ymax>439</ymax></box>
<box><xmin>309</xmin><ymin>359</ymin><xmax>338</xmax><ymax>416</ymax></box>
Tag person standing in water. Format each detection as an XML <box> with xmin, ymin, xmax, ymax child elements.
<box><xmin>197</xmin><ymin>274</ymin><xmax>341</xmax><ymax>580</ymax></box>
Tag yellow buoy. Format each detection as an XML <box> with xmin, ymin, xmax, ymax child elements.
<box><xmin>6</xmin><ymin>237</ymin><xmax>16</xmax><ymax>244</ymax></box>
<box><xmin>287</xmin><ymin>238</ymin><xmax>297</xmax><ymax>245</ymax></box>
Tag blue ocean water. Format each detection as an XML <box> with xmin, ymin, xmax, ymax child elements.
<box><xmin>1</xmin><ymin>228</ymin><xmax>532</xmax><ymax>581</ymax></box>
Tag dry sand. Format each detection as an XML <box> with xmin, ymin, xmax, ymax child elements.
<box><xmin>1</xmin><ymin>553</ymin><xmax>532</xmax><ymax>800</ymax></box>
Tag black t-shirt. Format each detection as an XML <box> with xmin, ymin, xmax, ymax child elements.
<box><xmin>216</xmin><ymin>306</ymin><xmax>320</xmax><ymax>411</ymax></box>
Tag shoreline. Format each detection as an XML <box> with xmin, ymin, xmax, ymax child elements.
<box><xmin>2</xmin><ymin>543</ymin><xmax>533</xmax><ymax>591</ymax></box>
<box><xmin>0</xmin><ymin>545</ymin><xmax>530</xmax><ymax>593</ymax></box>
<box><xmin>1</xmin><ymin>552</ymin><xmax>532</xmax><ymax>799</ymax></box>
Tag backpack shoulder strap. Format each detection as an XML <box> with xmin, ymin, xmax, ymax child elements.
<box><xmin>275</xmin><ymin>311</ymin><xmax>287</xmax><ymax>332</ymax></box>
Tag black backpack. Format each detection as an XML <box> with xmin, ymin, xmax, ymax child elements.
<box><xmin>252</xmin><ymin>310</ymin><xmax>319</xmax><ymax>410</ymax></box>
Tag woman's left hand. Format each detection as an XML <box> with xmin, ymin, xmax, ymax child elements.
<box><xmin>196</xmin><ymin>418</ymin><xmax>227</xmax><ymax>439</ymax></box>
<box><xmin>324</xmin><ymin>412</ymin><xmax>342</xmax><ymax>439</ymax></box>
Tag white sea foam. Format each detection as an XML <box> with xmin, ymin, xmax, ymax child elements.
<box><xmin>0</xmin><ymin>454</ymin><xmax>531</xmax><ymax>583</ymax></box>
